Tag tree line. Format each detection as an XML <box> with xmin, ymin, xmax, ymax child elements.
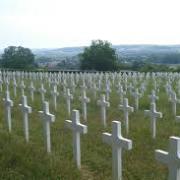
<box><xmin>0</xmin><ymin>41</ymin><xmax>180</xmax><ymax>72</ymax></box>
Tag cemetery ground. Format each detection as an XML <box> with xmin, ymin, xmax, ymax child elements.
<box><xmin>0</xmin><ymin>78</ymin><xmax>178</xmax><ymax>180</ymax></box>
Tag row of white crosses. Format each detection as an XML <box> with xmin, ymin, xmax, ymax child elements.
<box><xmin>2</xmin><ymin>89</ymin><xmax>133</xmax><ymax>179</ymax></box>
<box><xmin>3</xmin><ymin>90</ymin><xmax>55</xmax><ymax>153</ymax></box>
<box><xmin>2</xmin><ymin>71</ymin><xmax>180</xmax><ymax>179</ymax></box>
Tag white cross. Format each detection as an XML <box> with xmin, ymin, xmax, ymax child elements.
<box><xmin>140</xmin><ymin>82</ymin><xmax>146</xmax><ymax>95</ymax></box>
<box><xmin>39</xmin><ymin>101</ymin><xmax>55</xmax><ymax>153</ymax></box>
<box><xmin>128</xmin><ymin>83</ymin><xmax>134</xmax><ymax>95</ymax></box>
<box><xmin>149</xmin><ymin>89</ymin><xmax>159</xmax><ymax>104</ymax></box>
<box><xmin>97</xmin><ymin>94</ymin><xmax>110</xmax><ymax>127</ymax></box>
<box><xmin>65</xmin><ymin>110</ymin><xmax>87</xmax><ymax>169</ymax></box>
<box><xmin>92</xmin><ymin>83</ymin><xmax>97</xmax><ymax>99</ymax></box>
<box><xmin>105</xmin><ymin>81</ymin><xmax>111</xmax><ymax>101</ymax></box>
<box><xmin>155</xmin><ymin>136</ymin><xmax>180</xmax><ymax>180</ymax></box>
<box><xmin>80</xmin><ymin>79</ymin><xmax>87</xmax><ymax>92</ymax></box>
<box><xmin>29</xmin><ymin>81</ymin><xmax>35</xmax><ymax>101</ymax></box>
<box><xmin>65</xmin><ymin>88</ymin><xmax>73</xmax><ymax>116</ymax></box>
<box><xmin>51</xmin><ymin>85</ymin><xmax>59</xmax><ymax>110</ymax></box>
<box><xmin>144</xmin><ymin>103</ymin><xmax>162</xmax><ymax>138</ymax></box>
<box><xmin>13</xmin><ymin>78</ymin><xmax>17</xmax><ymax>97</ymax></box>
<box><xmin>39</xmin><ymin>83</ymin><xmax>46</xmax><ymax>104</ymax></box>
<box><xmin>102</xmin><ymin>121</ymin><xmax>132</xmax><ymax>180</ymax></box>
<box><xmin>79</xmin><ymin>90</ymin><xmax>90</xmax><ymax>121</ymax></box>
<box><xmin>132</xmin><ymin>88</ymin><xmax>141</xmax><ymax>110</ymax></box>
<box><xmin>19</xmin><ymin>95</ymin><xmax>32</xmax><ymax>142</ymax></box>
<box><xmin>117</xmin><ymin>85</ymin><xmax>126</xmax><ymax>104</ymax></box>
<box><xmin>5</xmin><ymin>78</ymin><xmax>9</xmax><ymax>91</ymax></box>
<box><xmin>20</xmin><ymin>80</ymin><xmax>26</xmax><ymax>96</ymax></box>
<box><xmin>3</xmin><ymin>91</ymin><xmax>13</xmax><ymax>132</ymax></box>
<box><xmin>169</xmin><ymin>91</ymin><xmax>180</xmax><ymax>116</ymax></box>
<box><xmin>119</xmin><ymin>98</ymin><xmax>134</xmax><ymax>134</ymax></box>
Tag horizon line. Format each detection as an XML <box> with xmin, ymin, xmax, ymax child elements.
<box><xmin>1</xmin><ymin>43</ymin><xmax>180</xmax><ymax>50</ymax></box>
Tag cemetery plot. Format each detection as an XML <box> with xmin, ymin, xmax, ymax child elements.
<box><xmin>0</xmin><ymin>71</ymin><xmax>180</xmax><ymax>179</ymax></box>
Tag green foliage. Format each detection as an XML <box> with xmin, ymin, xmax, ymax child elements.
<box><xmin>79</xmin><ymin>40</ymin><xmax>119</xmax><ymax>71</ymax></box>
<box><xmin>139</xmin><ymin>63</ymin><xmax>170</xmax><ymax>72</ymax></box>
<box><xmin>1</xmin><ymin>46</ymin><xmax>36</xmax><ymax>69</ymax></box>
<box><xmin>120</xmin><ymin>61</ymin><xmax>173</xmax><ymax>72</ymax></box>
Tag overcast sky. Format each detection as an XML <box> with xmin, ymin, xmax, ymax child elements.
<box><xmin>0</xmin><ymin>0</ymin><xmax>180</xmax><ymax>49</ymax></box>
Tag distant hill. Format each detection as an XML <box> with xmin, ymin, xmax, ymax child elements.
<box><xmin>1</xmin><ymin>45</ymin><xmax>180</xmax><ymax>65</ymax></box>
<box><xmin>32</xmin><ymin>45</ymin><xmax>180</xmax><ymax>62</ymax></box>
<box><xmin>32</xmin><ymin>47</ymin><xmax>84</xmax><ymax>59</ymax></box>
<box><xmin>114</xmin><ymin>45</ymin><xmax>180</xmax><ymax>62</ymax></box>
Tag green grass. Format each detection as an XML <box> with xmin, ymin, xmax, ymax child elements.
<box><xmin>0</xmin><ymin>77</ymin><xmax>179</xmax><ymax>179</ymax></box>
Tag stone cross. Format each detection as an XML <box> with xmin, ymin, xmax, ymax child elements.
<box><xmin>5</xmin><ymin>78</ymin><xmax>9</xmax><ymax>91</ymax></box>
<box><xmin>39</xmin><ymin>83</ymin><xmax>46</xmax><ymax>104</ymax></box>
<box><xmin>39</xmin><ymin>101</ymin><xmax>55</xmax><ymax>153</ymax></box>
<box><xmin>119</xmin><ymin>98</ymin><xmax>134</xmax><ymax>134</ymax></box>
<box><xmin>79</xmin><ymin>90</ymin><xmax>90</xmax><ymax>121</ymax></box>
<box><xmin>20</xmin><ymin>80</ymin><xmax>26</xmax><ymax>96</ymax></box>
<box><xmin>97</xmin><ymin>94</ymin><xmax>110</xmax><ymax>127</ymax></box>
<box><xmin>80</xmin><ymin>79</ymin><xmax>87</xmax><ymax>93</ymax></box>
<box><xmin>144</xmin><ymin>103</ymin><xmax>162</xmax><ymax>138</ymax></box>
<box><xmin>92</xmin><ymin>83</ymin><xmax>97</xmax><ymax>99</ymax></box>
<box><xmin>3</xmin><ymin>91</ymin><xmax>13</xmax><ymax>132</ymax></box>
<box><xmin>13</xmin><ymin>78</ymin><xmax>17</xmax><ymax>97</ymax></box>
<box><xmin>102</xmin><ymin>121</ymin><xmax>132</xmax><ymax>180</ymax></box>
<box><xmin>29</xmin><ymin>81</ymin><xmax>35</xmax><ymax>101</ymax></box>
<box><xmin>169</xmin><ymin>91</ymin><xmax>180</xmax><ymax>116</ymax></box>
<box><xmin>140</xmin><ymin>82</ymin><xmax>146</xmax><ymax>95</ymax></box>
<box><xmin>65</xmin><ymin>88</ymin><xmax>73</xmax><ymax>116</ymax></box>
<box><xmin>117</xmin><ymin>85</ymin><xmax>126</xmax><ymax>104</ymax></box>
<box><xmin>65</xmin><ymin>110</ymin><xmax>87</xmax><ymax>169</ymax></box>
<box><xmin>105</xmin><ymin>81</ymin><xmax>111</xmax><ymax>101</ymax></box>
<box><xmin>132</xmin><ymin>88</ymin><xmax>141</xmax><ymax>110</ymax></box>
<box><xmin>51</xmin><ymin>85</ymin><xmax>59</xmax><ymax>110</ymax></box>
<box><xmin>19</xmin><ymin>95</ymin><xmax>32</xmax><ymax>142</ymax></box>
<box><xmin>149</xmin><ymin>89</ymin><xmax>159</xmax><ymax>104</ymax></box>
<box><xmin>155</xmin><ymin>136</ymin><xmax>180</xmax><ymax>180</ymax></box>
<box><xmin>128</xmin><ymin>83</ymin><xmax>134</xmax><ymax>95</ymax></box>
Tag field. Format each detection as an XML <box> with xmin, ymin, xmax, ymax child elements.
<box><xmin>0</xmin><ymin>73</ymin><xmax>178</xmax><ymax>180</ymax></box>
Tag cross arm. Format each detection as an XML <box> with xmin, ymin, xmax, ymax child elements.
<box><xmin>176</xmin><ymin>116</ymin><xmax>180</xmax><ymax>122</ymax></box>
<box><xmin>128</xmin><ymin>106</ymin><xmax>134</xmax><ymax>112</ymax></box>
<box><xmin>65</xmin><ymin>120</ymin><xmax>73</xmax><ymax>129</ymax></box>
<box><xmin>144</xmin><ymin>110</ymin><xmax>150</xmax><ymax>116</ymax></box>
<box><xmin>77</xmin><ymin>123</ymin><xmax>88</xmax><ymax>134</ymax></box>
<box><xmin>86</xmin><ymin>98</ymin><xmax>90</xmax><ymax>103</ymax></box>
<box><xmin>155</xmin><ymin>150</ymin><xmax>169</xmax><ymax>164</ymax></box>
<box><xmin>102</xmin><ymin>133</ymin><xmax>112</xmax><ymax>146</ymax></box>
<box><xmin>47</xmin><ymin>113</ymin><xmax>55</xmax><ymax>122</ymax></box>
<box><xmin>119</xmin><ymin>104</ymin><xmax>123</xmax><ymax>110</ymax></box>
<box><xmin>118</xmin><ymin>137</ymin><xmax>132</xmax><ymax>150</ymax></box>
<box><xmin>155</xmin><ymin>112</ymin><xmax>163</xmax><ymax>118</ymax></box>
<box><xmin>97</xmin><ymin>100</ymin><xmax>101</xmax><ymax>106</ymax></box>
<box><xmin>4</xmin><ymin>99</ymin><xmax>13</xmax><ymax>107</ymax></box>
<box><xmin>177</xmin><ymin>99</ymin><xmax>180</xmax><ymax>104</ymax></box>
<box><xmin>19</xmin><ymin>104</ymin><xmax>32</xmax><ymax>113</ymax></box>
<box><xmin>106</xmin><ymin>102</ymin><xmax>110</xmax><ymax>107</ymax></box>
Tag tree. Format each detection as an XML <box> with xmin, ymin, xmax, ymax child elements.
<box><xmin>1</xmin><ymin>46</ymin><xmax>36</xmax><ymax>69</ymax></box>
<box><xmin>79</xmin><ymin>40</ymin><xmax>119</xmax><ymax>71</ymax></box>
